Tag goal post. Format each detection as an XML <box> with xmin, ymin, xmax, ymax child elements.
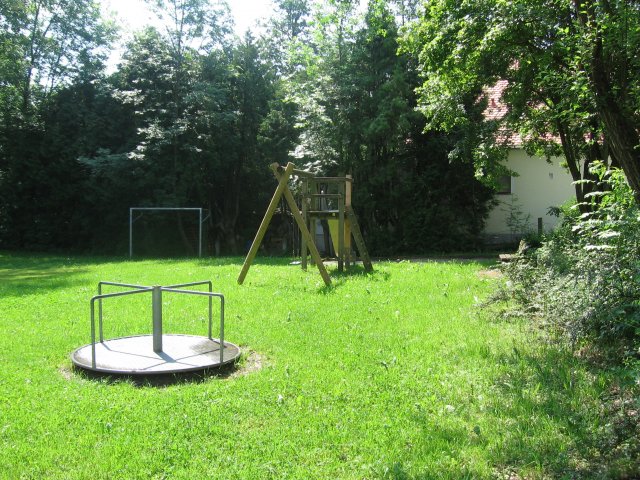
<box><xmin>129</xmin><ymin>207</ymin><xmax>209</xmax><ymax>258</ymax></box>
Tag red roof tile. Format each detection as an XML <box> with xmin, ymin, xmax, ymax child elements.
<box><xmin>482</xmin><ymin>80</ymin><xmax>523</xmax><ymax>147</ymax></box>
<box><xmin>483</xmin><ymin>80</ymin><xmax>563</xmax><ymax>148</ymax></box>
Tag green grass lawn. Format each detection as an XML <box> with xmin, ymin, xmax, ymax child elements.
<box><xmin>0</xmin><ymin>253</ymin><xmax>622</xmax><ymax>479</ymax></box>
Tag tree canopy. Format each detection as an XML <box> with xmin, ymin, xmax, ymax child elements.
<box><xmin>402</xmin><ymin>0</ymin><xmax>640</xmax><ymax>204</ymax></box>
<box><xmin>5</xmin><ymin>0</ymin><xmax>637</xmax><ymax>255</ymax></box>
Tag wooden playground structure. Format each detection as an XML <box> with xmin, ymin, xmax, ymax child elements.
<box><xmin>237</xmin><ymin>162</ymin><xmax>372</xmax><ymax>286</ymax></box>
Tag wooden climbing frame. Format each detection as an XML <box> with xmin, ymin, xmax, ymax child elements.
<box><xmin>237</xmin><ymin>162</ymin><xmax>372</xmax><ymax>286</ymax></box>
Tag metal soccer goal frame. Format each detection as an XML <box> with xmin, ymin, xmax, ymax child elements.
<box><xmin>129</xmin><ymin>207</ymin><xmax>209</xmax><ymax>258</ymax></box>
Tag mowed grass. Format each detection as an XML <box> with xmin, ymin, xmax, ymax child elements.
<box><xmin>0</xmin><ymin>253</ymin><xmax>614</xmax><ymax>479</ymax></box>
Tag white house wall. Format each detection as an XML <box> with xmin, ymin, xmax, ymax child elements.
<box><xmin>484</xmin><ymin>149</ymin><xmax>575</xmax><ymax>242</ymax></box>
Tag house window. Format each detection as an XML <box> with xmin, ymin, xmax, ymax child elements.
<box><xmin>496</xmin><ymin>175</ymin><xmax>512</xmax><ymax>194</ymax></box>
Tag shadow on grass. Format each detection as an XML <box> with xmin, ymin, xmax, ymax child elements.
<box><xmin>70</xmin><ymin>361</ymin><xmax>240</xmax><ymax>387</ymax></box>
<box><xmin>376</xmin><ymin>340</ymin><xmax>637</xmax><ymax>479</ymax></box>
<box><xmin>315</xmin><ymin>265</ymin><xmax>390</xmax><ymax>294</ymax></box>
<box><xmin>0</xmin><ymin>252</ymin><xmax>290</xmax><ymax>297</ymax></box>
<box><xmin>376</xmin><ymin>462</ymin><xmax>478</xmax><ymax>480</ymax></box>
<box><xmin>440</xmin><ymin>344</ymin><xmax>630</xmax><ymax>477</ymax></box>
<box><xmin>67</xmin><ymin>349</ymin><xmax>264</xmax><ymax>388</ymax></box>
<box><xmin>0</xmin><ymin>252</ymin><xmax>95</xmax><ymax>297</ymax></box>
<box><xmin>484</xmin><ymin>344</ymin><xmax>639</xmax><ymax>478</ymax></box>
<box><xmin>329</xmin><ymin>263</ymin><xmax>385</xmax><ymax>278</ymax></box>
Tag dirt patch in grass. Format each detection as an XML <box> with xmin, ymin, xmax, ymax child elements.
<box><xmin>58</xmin><ymin>366</ymin><xmax>74</xmax><ymax>381</ymax></box>
<box><xmin>228</xmin><ymin>349</ymin><xmax>265</xmax><ymax>379</ymax></box>
<box><xmin>477</xmin><ymin>269</ymin><xmax>503</xmax><ymax>279</ymax></box>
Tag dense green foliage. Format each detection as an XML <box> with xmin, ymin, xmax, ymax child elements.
<box><xmin>493</xmin><ymin>165</ymin><xmax>640</xmax><ymax>468</ymax></box>
<box><xmin>1</xmin><ymin>253</ymin><xmax>637</xmax><ymax>478</ymax></box>
<box><xmin>500</xmin><ymin>164</ymin><xmax>640</xmax><ymax>358</ymax></box>
<box><xmin>0</xmin><ymin>0</ymin><xmax>493</xmax><ymax>255</ymax></box>
<box><xmin>401</xmin><ymin>0</ymin><xmax>640</xmax><ymax>468</ymax></box>
<box><xmin>281</xmin><ymin>0</ymin><xmax>494</xmax><ymax>253</ymax></box>
<box><xmin>0</xmin><ymin>0</ymin><xmax>116</xmax><ymax>250</ymax></box>
<box><xmin>402</xmin><ymin>0</ymin><xmax>640</xmax><ymax>204</ymax></box>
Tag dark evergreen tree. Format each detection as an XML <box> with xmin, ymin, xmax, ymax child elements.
<box><xmin>0</xmin><ymin>0</ymin><xmax>496</xmax><ymax>255</ymax></box>
<box><xmin>0</xmin><ymin>0</ymin><xmax>115</xmax><ymax>250</ymax></box>
<box><xmin>287</xmin><ymin>0</ymin><xmax>494</xmax><ymax>253</ymax></box>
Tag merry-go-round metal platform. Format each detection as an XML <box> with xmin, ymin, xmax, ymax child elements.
<box><xmin>71</xmin><ymin>281</ymin><xmax>240</xmax><ymax>376</ymax></box>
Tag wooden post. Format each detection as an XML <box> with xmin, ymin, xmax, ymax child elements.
<box><xmin>344</xmin><ymin>175</ymin><xmax>352</xmax><ymax>268</ymax></box>
<box><xmin>237</xmin><ymin>163</ymin><xmax>295</xmax><ymax>285</ymax></box>
<box><xmin>274</xmin><ymin>169</ymin><xmax>332</xmax><ymax>286</ymax></box>
<box><xmin>301</xmin><ymin>177</ymin><xmax>309</xmax><ymax>270</ymax></box>
<box><xmin>346</xmin><ymin>206</ymin><xmax>373</xmax><ymax>272</ymax></box>
<box><xmin>338</xmin><ymin>182</ymin><xmax>345</xmax><ymax>272</ymax></box>
<box><xmin>310</xmin><ymin>219</ymin><xmax>316</xmax><ymax>266</ymax></box>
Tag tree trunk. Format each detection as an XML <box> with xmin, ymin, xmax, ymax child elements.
<box><xmin>576</xmin><ymin>0</ymin><xmax>640</xmax><ymax>199</ymax></box>
<box><xmin>592</xmin><ymin>83</ymin><xmax>640</xmax><ymax>197</ymax></box>
<box><xmin>557</xmin><ymin>124</ymin><xmax>592</xmax><ymax>213</ymax></box>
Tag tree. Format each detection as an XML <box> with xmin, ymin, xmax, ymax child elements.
<box><xmin>389</xmin><ymin>0</ymin><xmax>420</xmax><ymax>25</ymax></box>
<box><xmin>402</xmin><ymin>0</ymin><xmax>640</xmax><ymax>206</ymax></box>
<box><xmin>573</xmin><ymin>0</ymin><xmax>640</xmax><ymax>196</ymax></box>
<box><xmin>350</xmin><ymin>0</ymin><xmax>493</xmax><ymax>252</ymax></box>
<box><xmin>260</xmin><ymin>0</ymin><xmax>311</xmax><ymax>79</ymax></box>
<box><xmin>281</xmin><ymin>0</ymin><xmax>494</xmax><ymax>252</ymax></box>
<box><xmin>0</xmin><ymin>0</ymin><xmax>115</xmax><ymax>250</ymax></box>
<box><xmin>0</xmin><ymin>0</ymin><xmax>497</xmax><ymax>254</ymax></box>
<box><xmin>111</xmin><ymin>0</ymin><xmax>234</xmax><ymax>253</ymax></box>
<box><xmin>147</xmin><ymin>0</ymin><xmax>232</xmax><ymax>55</ymax></box>
<box><xmin>0</xmin><ymin>0</ymin><xmax>114</xmax><ymax>115</ymax></box>
<box><xmin>114</xmin><ymin>6</ymin><xmax>281</xmax><ymax>254</ymax></box>
<box><xmin>205</xmin><ymin>32</ymin><xmax>276</xmax><ymax>252</ymax></box>
<box><xmin>271</xmin><ymin>0</ymin><xmax>310</xmax><ymax>42</ymax></box>
<box><xmin>288</xmin><ymin>0</ymin><xmax>361</xmax><ymax>171</ymax></box>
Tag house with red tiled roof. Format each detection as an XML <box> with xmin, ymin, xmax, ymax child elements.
<box><xmin>482</xmin><ymin>81</ymin><xmax>575</xmax><ymax>243</ymax></box>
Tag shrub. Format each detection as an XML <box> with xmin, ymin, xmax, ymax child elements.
<box><xmin>498</xmin><ymin>163</ymin><xmax>640</xmax><ymax>362</ymax></box>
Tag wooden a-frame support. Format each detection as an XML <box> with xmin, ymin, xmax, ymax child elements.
<box><xmin>237</xmin><ymin>162</ymin><xmax>372</xmax><ymax>286</ymax></box>
<box><xmin>238</xmin><ymin>162</ymin><xmax>332</xmax><ymax>286</ymax></box>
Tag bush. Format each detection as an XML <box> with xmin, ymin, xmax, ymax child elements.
<box><xmin>492</xmin><ymin>163</ymin><xmax>640</xmax><ymax>472</ymax></box>
<box><xmin>498</xmin><ymin>163</ymin><xmax>640</xmax><ymax>361</ymax></box>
